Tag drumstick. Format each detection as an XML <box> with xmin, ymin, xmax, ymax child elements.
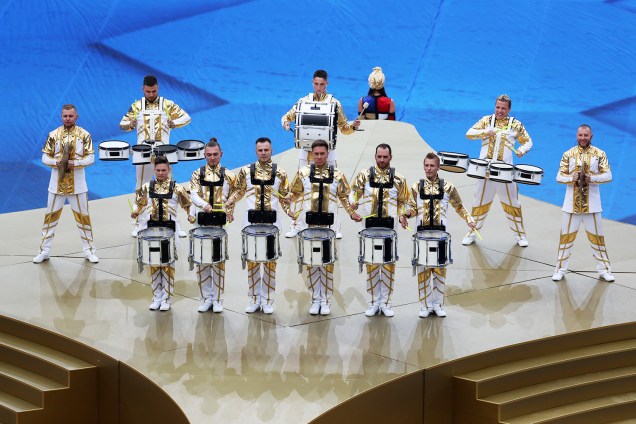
<box><xmin>356</xmin><ymin>102</ymin><xmax>370</xmax><ymax>121</ymax></box>
<box><xmin>128</xmin><ymin>199</ymin><xmax>134</xmax><ymax>212</ymax></box>
<box><xmin>362</xmin><ymin>213</ymin><xmax>376</xmax><ymax>219</ymax></box>
<box><xmin>473</xmin><ymin>228</ymin><xmax>483</xmax><ymax>240</ymax></box>
<box><xmin>270</xmin><ymin>187</ymin><xmax>284</xmax><ymax>199</ymax></box>
<box><xmin>405</xmin><ymin>225</ymin><xmax>413</xmax><ymax>232</ymax></box>
<box><xmin>505</xmin><ymin>142</ymin><xmax>519</xmax><ymax>155</ymax></box>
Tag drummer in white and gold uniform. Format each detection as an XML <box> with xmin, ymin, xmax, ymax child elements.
<box><xmin>120</xmin><ymin>75</ymin><xmax>191</xmax><ymax>237</ymax></box>
<box><xmin>404</xmin><ymin>152</ymin><xmax>475</xmax><ymax>318</ymax></box>
<box><xmin>227</xmin><ymin>137</ymin><xmax>290</xmax><ymax>315</ymax></box>
<box><xmin>350</xmin><ymin>143</ymin><xmax>410</xmax><ymax>317</ymax></box>
<box><xmin>189</xmin><ymin>139</ymin><xmax>237</xmax><ymax>313</ymax></box>
<box><xmin>34</xmin><ymin>104</ymin><xmax>99</xmax><ymax>264</ymax></box>
<box><xmin>131</xmin><ymin>156</ymin><xmax>193</xmax><ymax>311</ymax></box>
<box><xmin>463</xmin><ymin>94</ymin><xmax>533</xmax><ymax>247</ymax></box>
<box><xmin>281</xmin><ymin>69</ymin><xmax>360</xmax><ymax>238</ymax></box>
<box><xmin>552</xmin><ymin>124</ymin><xmax>614</xmax><ymax>283</ymax></box>
<box><xmin>287</xmin><ymin>140</ymin><xmax>361</xmax><ymax>316</ymax></box>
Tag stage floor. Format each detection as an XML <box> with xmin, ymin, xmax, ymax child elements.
<box><xmin>2</xmin><ymin>121</ymin><xmax>635</xmax><ymax>423</ymax></box>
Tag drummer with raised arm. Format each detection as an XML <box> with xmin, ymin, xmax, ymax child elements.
<box><xmin>350</xmin><ymin>143</ymin><xmax>410</xmax><ymax>317</ymax></box>
<box><xmin>404</xmin><ymin>152</ymin><xmax>475</xmax><ymax>318</ymax></box>
<box><xmin>131</xmin><ymin>156</ymin><xmax>194</xmax><ymax>311</ymax></box>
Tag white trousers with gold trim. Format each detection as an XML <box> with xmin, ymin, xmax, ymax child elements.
<box><xmin>417</xmin><ymin>266</ymin><xmax>446</xmax><ymax>308</ymax></box>
<box><xmin>365</xmin><ymin>264</ymin><xmax>395</xmax><ymax>307</ymax></box>
<box><xmin>247</xmin><ymin>261</ymin><xmax>276</xmax><ymax>304</ymax></box>
<box><xmin>306</xmin><ymin>264</ymin><xmax>334</xmax><ymax>304</ymax></box>
<box><xmin>555</xmin><ymin>212</ymin><xmax>611</xmax><ymax>275</ymax></box>
<box><xmin>38</xmin><ymin>192</ymin><xmax>96</xmax><ymax>256</ymax></box>
<box><xmin>198</xmin><ymin>263</ymin><xmax>225</xmax><ymax>302</ymax></box>
<box><xmin>470</xmin><ymin>179</ymin><xmax>526</xmax><ymax>239</ymax></box>
<box><xmin>150</xmin><ymin>265</ymin><xmax>174</xmax><ymax>302</ymax></box>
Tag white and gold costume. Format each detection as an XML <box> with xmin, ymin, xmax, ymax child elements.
<box><xmin>406</xmin><ymin>177</ymin><xmax>472</xmax><ymax>310</ymax></box>
<box><xmin>190</xmin><ymin>164</ymin><xmax>237</xmax><ymax>309</ymax></box>
<box><xmin>289</xmin><ymin>164</ymin><xmax>355</xmax><ymax>310</ymax></box>
<box><xmin>350</xmin><ymin>166</ymin><xmax>409</xmax><ymax>313</ymax></box>
<box><xmin>554</xmin><ymin>145</ymin><xmax>612</xmax><ymax>276</ymax></box>
<box><xmin>134</xmin><ymin>179</ymin><xmax>192</xmax><ymax>306</ymax></box>
<box><xmin>36</xmin><ymin>125</ymin><xmax>97</xmax><ymax>259</ymax></box>
<box><xmin>120</xmin><ymin>96</ymin><xmax>191</xmax><ymax>188</ymax></box>
<box><xmin>465</xmin><ymin>114</ymin><xmax>533</xmax><ymax>243</ymax></box>
<box><xmin>231</xmin><ymin>161</ymin><xmax>290</xmax><ymax>309</ymax></box>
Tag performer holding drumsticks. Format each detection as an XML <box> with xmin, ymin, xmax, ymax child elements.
<box><xmin>404</xmin><ymin>152</ymin><xmax>475</xmax><ymax>318</ymax></box>
<box><xmin>280</xmin><ymin>69</ymin><xmax>360</xmax><ymax>239</ymax></box>
<box><xmin>463</xmin><ymin>94</ymin><xmax>533</xmax><ymax>247</ymax></box>
<box><xmin>227</xmin><ymin>137</ymin><xmax>291</xmax><ymax>315</ymax></box>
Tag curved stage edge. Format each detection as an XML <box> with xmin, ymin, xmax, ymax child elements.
<box><xmin>1</xmin><ymin>121</ymin><xmax>635</xmax><ymax>423</ymax></box>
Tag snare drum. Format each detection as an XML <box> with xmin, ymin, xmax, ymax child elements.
<box><xmin>411</xmin><ymin>230</ymin><xmax>452</xmax><ymax>273</ymax></box>
<box><xmin>154</xmin><ymin>145</ymin><xmax>179</xmax><ymax>164</ymax></box>
<box><xmin>294</xmin><ymin>100</ymin><xmax>338</xmax><ymax>150</ymax></box>
<box><xmin>297</xmin><ymin>227</ymin><xmax>337</xmax><ymax>272</ymax></box>
<box><xmin>488</xmin><ymin>162</ymin><xmax>514</xmax><ymax>183</ymax></box>
<box><xmin>467</xmin><ymin>158</ymin><xmax>489</xmax><ymax>179</ymax></box>
<box><xmin>131</xmin><ymin>144</ymin><xmax>152</xmax><ymax>165</ymax></box>
<box><xmin>514</xmin><ymin>164</ymin><xmax>544</xmax><ymax>185</ymax></box>
<box><xmin>357</xmin><ymin>228</ymin><xmax>398</xmax><ymax>272</ymax></box>
<box><xmin>98</xmin><ymin>140</ymin><xmax>130</xmax><ymax>161</ymax></box>
<box><xmin>188</xmin><ymin>227</ymin><xmax>228</xmax><ymax>269</ymax></box>
<box><xmin>176</xmin><ymin>140</ymin><xmax>205</xmax><ymax>161</ymax></box>
<box><xmin>137</xmin><ymin>227</ymin><xmax>176</xmax><ymax>272</ymax></box>
<box><xmin>241</xmin><ymin>225</ymin><xmax>280</xmax><ymax>267</ymax></box>
<box><xmin>438</xmin><ymin>152</ymin><xmax>469</xmax><ymax>173</ymax></box>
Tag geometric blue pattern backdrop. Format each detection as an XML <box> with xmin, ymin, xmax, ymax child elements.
<box><xmin>1</xmin><ymin>0</ymin><xmax>635</xmax><ymax>223</ymax></box>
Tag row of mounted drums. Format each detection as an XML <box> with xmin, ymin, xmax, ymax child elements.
<box><xmin>97</xmin><ymin>140</ymin><xmax>206</xmax><ymax>164</ymax></box>
<box><xmin>438</xmin><ymin>151</ymin><xmax>544</xmax><ymax>185</ymax></box>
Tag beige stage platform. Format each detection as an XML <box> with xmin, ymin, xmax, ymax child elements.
<box><xmin>1</xmin><ymin>120</ymin><xmax>635</xmax><ymax>423</ymax></box>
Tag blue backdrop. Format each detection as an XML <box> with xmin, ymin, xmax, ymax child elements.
<box><xmin>1</xmin><ymin>0</ymin><xmax>634</xmax><ymax>223</ymax></box>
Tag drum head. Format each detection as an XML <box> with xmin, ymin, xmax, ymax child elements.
<box><xmin>490</xmin><ymin>162</ymin><xmax>513</xmax><ymax>171</ymax></box>
<box><xmin>99</xmin><ymin>140</ymin><xmax>129</xmax><ymax>149</ymax></box>
<box><xmin>177</xmin><ymin>140</ymin><xmax>204</xmax><ymax>150</ymax></box>
<box><xmin>300</xmin><ymin>228</ymin><xmax>335</xmax><ymax>240</ymax></box>
<box><xmin>414</xmin><ymin>230</ymin><xmax>450</xmax><ymax>240</ymax></box>
<box><xmin>191</xmin><ymin>227</ymin><xmax>226</xmax><ymax>238</ymax></box>
<box><xmin>139</xmin><ymin>227</ymin><xmax>174</xmax><ymax>239</ymax></box>
<box><xmin>132</xmin><ymin>144</ymin><xmax>151</xmax><ymax>152</ymax></box>
<box><xmin>156</xmin><ymin>145</ymin><xmax>177</xmax><ymax>154</ymax></box>
<box><xmin>359</xmin><ymin>228</ymin><xmax>396</xmax><ymax>238</ymax></box>
<box><xmin>243</xmin><ymin>224</ymin><xmax>278</xmax><ymax>236</ymax></box>
<box><xmin>440</xmin><ymin>165</ymin><xmax>467</xmax><ymax>173</ymax></box>
<box><xmin>515</xmin><ymin>164</ymin><xmax>544</xmax><ymax>173</ymax></box>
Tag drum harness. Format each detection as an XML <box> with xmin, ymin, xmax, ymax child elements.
<box><xmin>418</xmin><ymin>178</ymin><xmax>446</xmax><ymax>232</ymax></box>
<box><xmin>306</xmin><ymin>164</ymin><xmax>335</xmax><ymax>226</ymax></box>
<box><xmin>148</xmin><ymin>180</ymin><xmax>176</xmax><ymax>231</ymax></box>
<box><xmin>248</xmin><ymin>163</ymin><xmax>277</xmax><ymax>224</ymax></box>
<box><xmin>488</xmin><ymin>115</ymin><xmax>515</xmax><ymax>162</ymax></box>
<box><xmin>366</xmin><ymin>166</ymin><xmax>395</xmax><ymax>229</ymax></box>
<box><xmin>198</xmin><ymin>166</ymin><xmax>227</xmax><ymax>226</ymax></box>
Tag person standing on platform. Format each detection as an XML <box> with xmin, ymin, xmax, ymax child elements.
<box><xmin>552</xmin><ymin>124</ymin><xmax>614</xmax><ymax>282</ymax></box>
<box><xmin>34</xmin><ymin>104</ymin><xmax>99</xmax><ymax>264</ymax></box>
<box><xmin>189</xmin><ymin>139</ymin><xmax>237</xmax><ymax>313</ymax></box>
<box><xmin>462</xmin><ymin>94</ymin><xmax>533</xmax><ymax>247</ymax></box>
<box><xmin>286</xmin><ymin>140</ymin><xmax>361</xmax><ymax>316</ymax></box>
<box><xmin>227</xmin><ymin>137</ymin><xmax>291</xmax><ymax>314</ymax></box>
<box><xmin>350</xmin><ymin>143</ymin><xmax>409</xmax><ymax>317</ymax></box>
<box><xmin>120</xmin><ymin>75</ymin><xmax>191</xmax><ymax>237</ymax></box>
<box><xmin>281</xmin><ymin>69</ymin><xmax>360</xmax><ymax>239</ymax></box>
<box><xmin>131</xmin><ymin>156</ymin><xmax>193</xmax><ymax>311</ymax></box>
<box><xmin>404</xmin><ymin>152</ymin><xmax>476</xmax><ymax>318</ymax></box>
<box><xmin>358</xmin><ymin>67</ymin><xmax>396</xmax><ymax>120</ymax></box>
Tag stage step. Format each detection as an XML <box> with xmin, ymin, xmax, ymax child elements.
<box><xmin>0</xmin><ymin>331</ymin><xmax>97</xmax><ymax>423</ymax></box>
<box><xmin>454</xmin><ymin>338</ymin><xmax>636</xmax><ymax>423</ymax></box>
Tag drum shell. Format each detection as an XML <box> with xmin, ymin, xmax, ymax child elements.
<box><xmin>412</xmin><ymin>230</ymin><xmax>451</xmax><ymax>268</ymax></box>
<box><xmin>438</xmin><ymin>151</ymin><xmax>469</xmax><ymax>173</ymax></box>
<box><xmin>138</xmin><ymin>227</ymin><xmax>175</xmax><ymax>266</ymax></box>
<box><xmin>241</xmin><ymin>225</ymin><xmax>280</xmax><ymax>263</ymax></box>
<box><xmin>294</xmin><ymin>100</ymin><xmax>338</xmax><ymax>150</ymax></box>
<box><xmin>298</xmin><ymin>228</ymin><xmax>336</xmax><ymax>266</ymax></box>
<box><xmin>488</xmin><ymin>162</ymin><xmax>514</xmax><ymax>183</ymax></box>
<box><xmin>155</xmin><ymin>145</ymin><xmax>179</xmax><ymax>164</ymax></box>
<box><xmin>176</xmin><ymin>140</ymin><xmax>205</xmax><ymax>161</ymax></box>
<box><xmin>467</xmin><ymin>158</ymin><xmax>488</xmax><ymax>179</ymax></box>
<box><xmin>189</xmin><ymin>227</ymin><xmax>227</xmax><ymax>265</ymax></box>
<box><xmin>98</xmin><ymin>140</ymin><xmax>130</xmax><ymax>161</ymax></box>
<box><xmin>514</xmin><ymin>164</ymin><xmax>544</xmax><ymax>185</ymax></box>
<box><xmin>358</xmin><ymin>228</ymin><xmax>398</xmax><ymax>265</ymax></box>
<box><xmin>131</xmin><ymin>144</ymin><xmax>152</xmax><ymax>165</ymax></box>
